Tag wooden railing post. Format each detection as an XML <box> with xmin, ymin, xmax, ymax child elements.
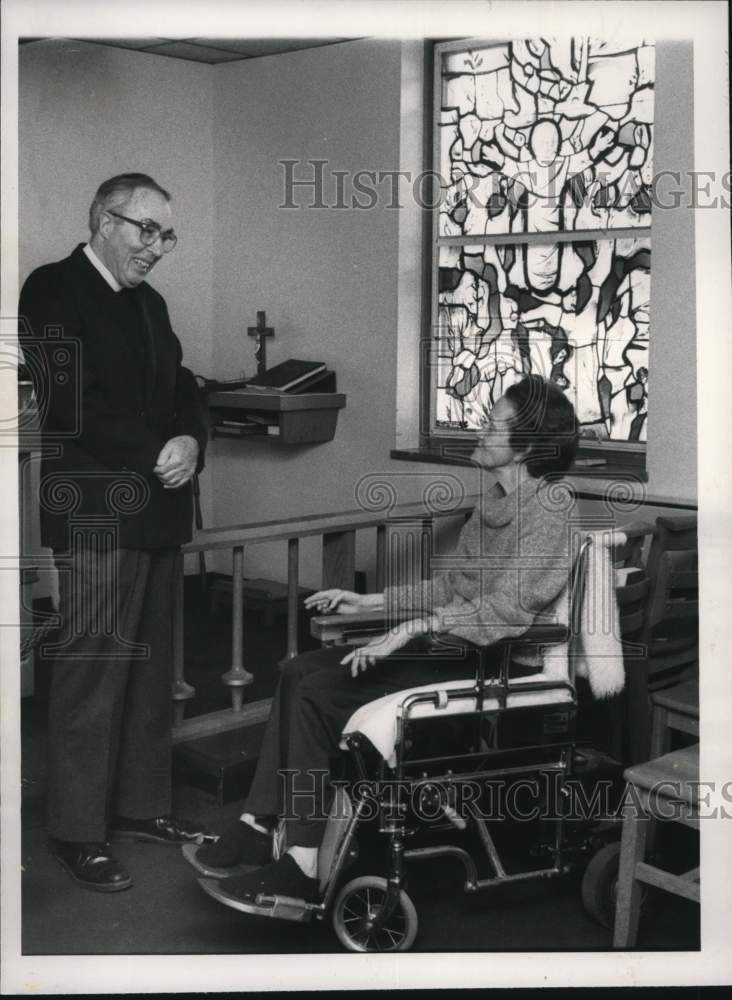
<box><xmin>221</xmin><ymin>545</ymin><xmax>254</xmax><ymax>711</ymax></box>
<box><xmin>285</xmin><ymin>537</ymin><xmax>300</xmax><ymax>660</ymax></box>
<box><xmin>171</xmin><ymin>549</ymin><xmax>195</xmax><ymax>728</ymax></box>
<box><xmin>322</xmin><ymin>529</ymin><xmax>356</xmax><ymax>590</ymax></box>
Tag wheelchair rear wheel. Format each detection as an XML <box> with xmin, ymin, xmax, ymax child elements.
<box><xmin>332</xmin><ymin>876</ymin><xmax>418</xmax><ymax>952</ymax></box>
<box><xmin>581</xmin><ymin>841</ymin><xmax>620</xmax><ymax>928</ymax></box>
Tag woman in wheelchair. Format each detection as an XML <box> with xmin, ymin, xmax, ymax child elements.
<box><xmin>189</xmin><ymin>374</ymin><xmax>579</xmax><ymax>910</ymax></box>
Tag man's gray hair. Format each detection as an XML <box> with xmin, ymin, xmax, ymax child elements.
<box><xmin>88</xmin><ymin>173</ymin><xmax>171</xmax><ymax>233</ymax></box>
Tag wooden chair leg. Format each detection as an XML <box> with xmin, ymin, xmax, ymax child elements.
<box><xmin>650</xmin><ymin>703</ymin><xmax>669</xmax><ymax>760</ymax></box>
<box><xmin>613</xmin><ymin>801</ymin><xmax>650</xmax><ymax>948</ymax></box>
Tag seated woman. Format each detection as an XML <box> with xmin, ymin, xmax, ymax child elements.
<box><xmin>191</xmin><ymin>375</ymin><xmax>579</xmax><ymax>907</ymax></box>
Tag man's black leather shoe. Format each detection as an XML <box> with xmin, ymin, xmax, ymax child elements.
<box><xmin>110</xmin><ymin>815</ymin><xmax>212</xmax><ymax>845</ymax></box>
<box><xmin>52</xmin><ymin>840</ymin><xmax>132</xmax><ymax>892</ymax></box>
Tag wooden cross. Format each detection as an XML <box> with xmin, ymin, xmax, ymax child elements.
<box><xmin>247</xmin><ymin>311</ymin><xmax>275</xmax><ymax>376</ymax></box>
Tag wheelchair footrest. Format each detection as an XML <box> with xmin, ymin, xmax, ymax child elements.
<box><xmin>199</xmin><ymin>878</ymin><xmax>318</xmax><ymax>921</ymax></box>
<box><xmin>252</xmin><ymin>893</ymin><xmax>316</xmax><ymax>922</ymax></box>
<box><xmin>471</xmin><ymin>865</ymin><xmax>567</xmax><ymax>892</ymax></box>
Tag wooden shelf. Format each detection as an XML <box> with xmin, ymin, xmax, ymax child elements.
<box><xmin>207</xmin><ymin>388</ymin><xmax>346</xmax><ymax>445</ymax></box>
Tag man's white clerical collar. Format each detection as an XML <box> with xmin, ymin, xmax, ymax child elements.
<box><xmin>83</xmin><ymin>243</ymin><xmax>122</xmax><ymax>292</ymax></box>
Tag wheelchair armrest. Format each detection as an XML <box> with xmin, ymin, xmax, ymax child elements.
<box><xmin>312</xmin><ymin>614</ymin><xmax>570</xmax><ymax>648</ymax></box>
<box><xmin>428</xmin><ymin>623</ymin><xmax>569</xmax><ymax>658</ymax></box>
<box><xmin>505</xmin><ymin>623</ymin><xmax>569</xmax><ymax>645</ymax></box>
<box><xmin>310</xmin><ymin>610</ymin><xmax>414</xmax><ymax>645</ymax></box>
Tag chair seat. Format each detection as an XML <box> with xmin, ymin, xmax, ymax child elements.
<box><xmin>651</xmin><ymin>679</ymin><xmax>699</xmax><ymax>717</ymax></box>
<box><xmin>341</xmin><ymin>678</ymin><xmax>574</xmax><ymax>767</ymax></box>
<box><xmin>623</xmin><ymin>744</ymin><xmax>699</xmax><ymax>805</ymax></box>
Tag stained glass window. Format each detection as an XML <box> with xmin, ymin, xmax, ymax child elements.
<box><xmin>431</xmin><ymin>37</ymin><xmax>654</xmax><ymax>446</ymax></box>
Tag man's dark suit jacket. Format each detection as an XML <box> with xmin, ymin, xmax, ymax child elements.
<box><xmin>19</xmin><ymin>244</ymin><xmax>208</xmax><ymax>551</ymax></box>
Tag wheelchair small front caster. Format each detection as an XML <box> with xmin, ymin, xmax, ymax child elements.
<box><xmin>332</xmin><ymin>875</ymin><xmax>418</xmax><ymax>952</ymax></box>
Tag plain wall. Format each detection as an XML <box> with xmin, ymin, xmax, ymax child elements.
<box><xmin>209</xmin><ymin>39</ymin><xmax>411</xmax><ymax>583</ymax></box>
<box><xmin>646</xmin><ymin>40</ymin><xmax>697</xmax><ymax>499</ymax></box>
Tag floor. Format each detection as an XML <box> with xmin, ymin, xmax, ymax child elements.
<box><xmin>19</xmin><ymin>583</ymin><xmax>701</xmax><ymax>956</ymax></box>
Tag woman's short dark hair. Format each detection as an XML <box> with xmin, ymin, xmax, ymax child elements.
<box><xmin>503</xmin><ymin>375</ymin><xmax>579</xmax><ymax>478</ymax></box>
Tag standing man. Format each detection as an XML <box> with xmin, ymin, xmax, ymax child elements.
<box><xmin>19</xmin><ymin>173</ymin><xmax>209</xmax><ymax>891</ymax></box>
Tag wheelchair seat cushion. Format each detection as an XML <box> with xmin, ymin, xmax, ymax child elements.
<box><xmin>340</xmin><ymin>678</ymin><xmax>574</xmax><ymax>768</ymax></box>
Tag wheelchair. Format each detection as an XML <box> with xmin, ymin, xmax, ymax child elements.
<box><xmin>192</xmin><ymin>533</ymin><xmax>628</xmax><ymax>951</ymax></box>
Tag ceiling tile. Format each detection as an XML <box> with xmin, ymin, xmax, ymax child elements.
<box><xmin>22</xmin><ymin>35</ymin><xmax>355</xmax><ymax>65</ymax></box>
<box><xmin>82</xmin><ymin>38</ymin><xmax>169</xmax><ymax>50</ymax></box>
<box><xmin>187</xmin><ymin>37</ymin><xmax>347</xmax><ymax>57</ymax></box>
<box><xmin>142</xmin><ymin>41</ymin><xmax>244</xmax><ymax>63</ymax></box>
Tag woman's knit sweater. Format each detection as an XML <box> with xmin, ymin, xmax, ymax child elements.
<box><xmin>385</xmin><ymin>476</ymin><xmax>573</xmax><ymax>648</ymax></box>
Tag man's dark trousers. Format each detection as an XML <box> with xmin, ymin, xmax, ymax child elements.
<box><xmin>47</xmin><ymin>545</ymin><xmax>180</xmax><ymax>843</ymax></box>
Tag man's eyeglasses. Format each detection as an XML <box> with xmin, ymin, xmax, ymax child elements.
<box><xmin>106</xmin><ymin>211</ymin><xmax>178</xmax><ymax>252</ymax></box>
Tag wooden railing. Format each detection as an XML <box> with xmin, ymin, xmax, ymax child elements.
<box><xmin>171</xmin><ymin>495</ymin><xmax>478</xmax><ymax>743</ymax></box>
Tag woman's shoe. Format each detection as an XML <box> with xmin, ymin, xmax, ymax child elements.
<box><xmin>181</xmin><ymin>820</ymin><xmax>271</xmax><ymax>878</ymax></box>
<box><xmin>198</xmin><ymin>854</ymin><xmax>319</xmax><ymax>911</ymax></box>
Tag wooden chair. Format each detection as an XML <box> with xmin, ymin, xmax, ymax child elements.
<box><xmin>650</xmin><ymin>679</ymin><xmax>699</xmax><ymax>759</ymax></box>
<box><xmin>613</xmin><ymin>743</ymin><xmax>700</xmax><ymax>948</ymax></box>
<box><xmin>613</xmin><ymin>521</ymin><xmax>654</xmax><ymax>641</ymax></box>
<box><xmin>626</xmin><ymin>515</ymin><xmax>698</xmax><ymax>765</ymax></box>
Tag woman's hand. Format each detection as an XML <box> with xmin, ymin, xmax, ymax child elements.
<box><xmin>340</xmin><ymin>618</ymin><xmax>436</xmax><ymax>678</ymax></box>
<box><xmin>305</xmin><ymin>589</ymin><xmax>377</xmax><ymax>616</ymax></box>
